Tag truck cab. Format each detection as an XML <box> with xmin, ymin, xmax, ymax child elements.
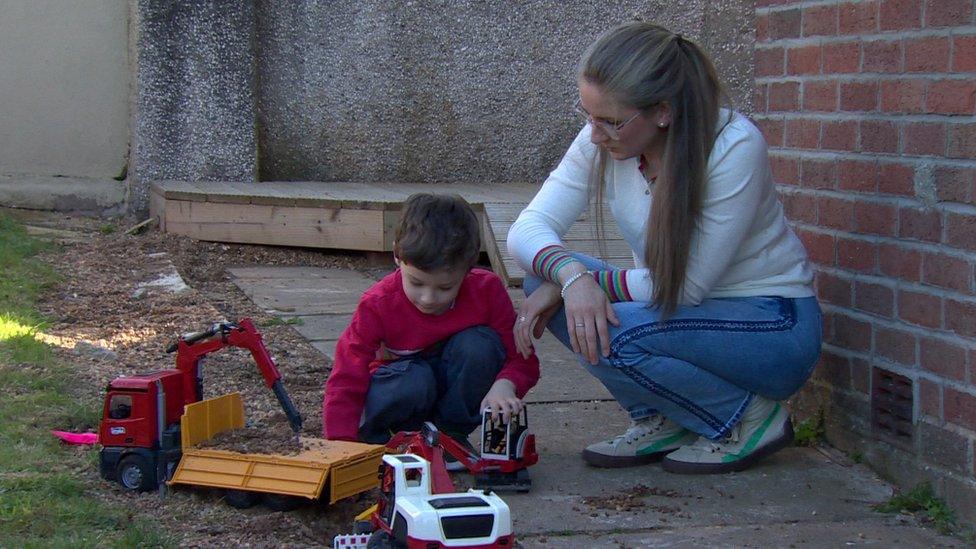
<box><xmin>98</xmin><ymin>370</ymin><xmax>185</xmax><ymax>490</ymax></box>
<box><xmin>373</xmin><ymin>454</ymin><xmax>514</xmax><ymax>548</ymax></box>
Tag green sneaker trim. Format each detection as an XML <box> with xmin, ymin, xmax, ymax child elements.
<box><xmin>636</xmin><ymin>430</ymin><xmax>692</xmax><ymax>456</ymax></box>
<box><xmin>721</xmin><ymin>403</ymin><xmax>780</xmax><ymax>463</ymax></box>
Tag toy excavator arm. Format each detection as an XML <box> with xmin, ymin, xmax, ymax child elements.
<box><xmin>168</xmin><ymin>318</ymin><xmax>304</xmax><ymax>434</ymax></box>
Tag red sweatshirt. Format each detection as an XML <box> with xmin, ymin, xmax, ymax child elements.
<box><xmin>323</xmin><ymin>268</ymin><xmax>540</xmax><ymax>440</ymax></box>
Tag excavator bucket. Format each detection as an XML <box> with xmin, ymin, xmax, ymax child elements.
<box><xmin>170</xmin><ymin>393</ymin><xmax>384</xmax><ymax>502</ymax></box>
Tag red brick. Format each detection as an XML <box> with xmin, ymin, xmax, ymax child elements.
<box><xmin>838</xmin><ymin>159</ymin><xmax>878</xmax><ymax>192</ymax></box>
<box><xmin>922</xmin><ymin>337</ymin><xmax>968</xmax><ymax>380</ymax></box>
<box><xmin>769</xmin><ymin>81</ymin><xmax>800</xmax><ymax>111</ymax></box>
<box><xmin>803</xmin><ymin>159</ymin><xmax>837</xmax><ymax>189</ymax></box>
<box><xmin>841</xmin><ymin>81</ymin><xmax>879</xmax><ymax>111</ymax></box>
<box><xmin>860</xmin><ymin>120</ymin><xmax>899</xmax><ymax>153</ymax></box>
<box><xmin>798</xmin><ymin>229</ymin><xmax>835</xmax><ymax>265</ymax></box>
<box><xmin>855</xmin><ymin>280</ymin><xmax>894</xmax><ymax>316</ymax></box>
<box><xmin>770</xmin><ymin>154</ymin><xmax>800</xmax><ymax>185</ymax></box>
<box><xmin>898</xmin><ymin>288</ymin><xmax>942</xmax><ymax>328</ymax></box>
<box><xmin>898</xmin><ymin>207</ymin><xmax>943</xmax><ymax>242</ymax></box>
<box><xmin>946</xmin><ymin>212</ymin><xmax>976</xmax><ymax>251</ymax></box>
<box><xmin>837</xmin><ymin>237</ymin><xmax>877</xmax><ymax>273</ymax></box>
<box><xmin>875</xmin><ymin>325</ymin><xmax>916</xmax><ymax>364</ymax></box>
<box><xmin>803</xmin><ymin>5</ymin><xmax>838</xmax><ymax>36</ymax></box>
<box><xmin>851</xmin><ymin>358</ymin><xmax>871</xmax><ymax>394</ymax></box>
<box><xmin>788</xmin><ymin>45</ymin><xmax>822</xmax><ymax>75</ymax></box>
<box><xmin>927</xmin><ymin>79</ymin><xmax>976</xmax><ymax>115</ymax></box>
<box><xmin>944</xmin><ymin>387</ymin><xmax>976</xmax><ymax>431</ymax></box>
<box><xmin>879</xmin><ymin>242</ymin><xmax>922</xmax><ymax>281</ymax></box>
<box><xmin>880</xmin><ymin>79</ymin><xmax>927</xmax><ymax>113</ymax></box>
<box><xmin>814</xmin><ymin>350</ymin><xmax>852</xmax><ymax>388</ymax></box>
<box><xmin>823</xmin><ymin>41</ymin><xmax>861</xmax><ymax>74</ymax></box>
<box><xmin>755</xmin><ymin>117</ymin><xmax>784</xmax><ymax>147</ymax></box>
<box><xmin>905</xmin><ymin>36</ymin><xmax>951</xmax><ymax>72</ymax></box>
<box><xmin>821</xmin><ymin>120</ymin><xmax>858</xmax><ymax>151</ymax></box>
<box><xmin>862</xmin><ymin>40</ymin><xmax>903</xmax><ymax>73</ymax></box>
<box><xmin>754</xmin><ymin>84</ymin><xmax>768</xmax><ymax>113</ymax></box>
<box><xmin>923</xmin><ymin>252</ymin><xmax>973</xmax><ymax>293</ymax></box>
<box><xmin>934</xmin><ymin>165</ymin><xmax>975</xmax><ymax>204</ymax></box>
<box><xmin>903</xmin><ymin>122</ymin><xmax>946</xmax><ymax>156</ymax></box>
<box><xmin>919</xmin><ymin>378</ymin><xmax>941</xmax><ymax>419</ymax></box>
<box><xmin>878</xmin><ymin>162</ymin><xmax>915</xmax><ymax>196</ymax></box>
<box><xmin>817</xmin><ymin>196</ymin><xmax>854</xmax><ymax>231</ymax></box>
<box><xmin>925</xmin><ymin>0</ymin><xmax>972</xmax><ymax>27</ymax></box>
<box><xmin>854</xmin><ymin>200</ymin><xmax>897</xmax><ymax>235</ymax></box>
<box><xmin>803</xmin><ymin>79</ymin><xmax>838</xmax><ymax>111</ymax></box>
<box><xmin>953</xmin><ymin>35</ymin><xmax>976</xmax><ymax>72</ymax></box>
<box><xmin>769</xmin><ymin>8</ymin><xmax>802</xmax><ymax>40</ymax></box>
<box><xmin>781</xmin><ymin>191</ymin><xmax>817</xmax><ymax>224</ymax></box>
<box><xmin>879</xmin><ymin>0</ymin><xmax>922</xmax><ymax>30</ymax></box>
<box><xmin>946</xmin><ymin>299</ymin><xmax>976</xmax><ymax>337</ymax></box>
<box><xmin>947</xmin><ymin>123</ymin><xmax>976</xmax><ymax>159</ymax></box>
<box><xmin>840</xmin><ymin>1</ymin><xmax>879</xmax><ymax>34</ymax></box>
<box><xmin>786</xmin><ymin>118</ymin><xmax>820</xmax><ymax>149</ymax></box>
<box><xmin>832</xmin><ymin>313</ymin><xmax>872</xmax><ymax>352</ymax></box>
<box><xmin>817</xmin><ymin>270</ymin><xmax>852</xmax><ymax>305</ymax></box>
<box><xmin>755</xmin><ymin>47</ymin><xmax>785</xmax><ymax>77</ymax></box>
<box><xmin>756</xmin><ymin>13</ymin><xmax>770</xmax><ymax>42</ymax></box>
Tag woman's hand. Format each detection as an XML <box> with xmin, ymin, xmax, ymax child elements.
<box><xmin>513</xmin><ymin>281</ymin><xmax>562</xmax><ymax>358</ymax></box>
<box><xmin>563</xmin><ymin>275</ymin><xmax>619</xmax><ymax>365</ymax></box>
<box><xmin>480</xmin><ymin>379</ymin><xmax>522</xmax><ymax>424</ymax></box>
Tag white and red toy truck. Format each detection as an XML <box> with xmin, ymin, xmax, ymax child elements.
<box><xmin>333</xmin><ymin>454</ymin><xmax>515</xmax><ymax>549</ymax></box>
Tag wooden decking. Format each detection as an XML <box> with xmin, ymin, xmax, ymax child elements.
<box><xmin>150</xmin><ymin>180</ymin><xmax>628</xmax><ymax>286</ymax></box>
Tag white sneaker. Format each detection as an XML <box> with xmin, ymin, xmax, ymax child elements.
<box><xmin>582</xmin><ymin>415</ymin><xmax>698</xmax><ymax>468</ymax></box>
<box><xmin>661</xmin><ymin>396</ymin><xmax>794</xmax><ymax>474</ymax></box>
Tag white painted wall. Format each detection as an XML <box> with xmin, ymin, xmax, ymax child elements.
<box><xmin>0</xmin><ymin>1</ymin><xmax>129</xmax><ymax>179</ymax></box>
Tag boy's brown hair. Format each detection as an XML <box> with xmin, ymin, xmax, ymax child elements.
<box><xmin>394</xmin><ymin>193</ymin><xmax>480</xmax><ymax>271</ymax></box>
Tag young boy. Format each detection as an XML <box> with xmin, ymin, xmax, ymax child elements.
<box><xmin>323</xmin><ymin>193</ymin><xmax>540</xmax><ymax>448</ymax></box>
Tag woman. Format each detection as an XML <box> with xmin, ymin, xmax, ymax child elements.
<box><xmin>508</xmin><ymin>21</ymin><xmax>821</xmax><ymax>474</ymax></box>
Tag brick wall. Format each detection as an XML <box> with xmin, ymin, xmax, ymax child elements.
<box><xmin>754</xmin><ymin>0</ymin><xmax>976</xmax><ymax>525</ymax></box>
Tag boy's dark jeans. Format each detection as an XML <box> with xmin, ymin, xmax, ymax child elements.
<box><xmin>358</xmin><ymin>326</ymin><xmax>505</xmax><ymax>444</ymax></box>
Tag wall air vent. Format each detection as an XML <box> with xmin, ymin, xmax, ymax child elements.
<box><xmin>871</xmin><ymin>368</ymin><xmax>914</xmax><ymax>447</ymax></box>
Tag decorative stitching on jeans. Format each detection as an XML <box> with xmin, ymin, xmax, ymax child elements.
<box><xmin>607</xmin><ymin>298</ymin><xmax>798</xmax><ymax>436</ymax></box>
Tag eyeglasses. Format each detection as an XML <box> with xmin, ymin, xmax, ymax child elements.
<box><xmin>574</xmin><ymin>98</ymin><xmax>641</xmax><ymax>140</ymax></box>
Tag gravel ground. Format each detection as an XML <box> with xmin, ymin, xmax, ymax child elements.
<box><xmin>11</xmin><ymin>208</ymin><xmax>384</xmax><ymax>547</ymax></box>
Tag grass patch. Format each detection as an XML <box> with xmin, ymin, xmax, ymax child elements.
<box><xmin>793</xmin><ymin>409</ymin><xmax>826</xmax><ymax>447</ymax></box>
<box><xmin>259</xmin><ymin>316</ymin><xmax>304</xmax><ymax>327</ymax></box>
<box><xmin>0</xmin><ymin>211</ymin><xmax>175</xmax><ymax>548</ymax></box>
<box><xmin>874</xmin><ymin>482</ymin><xmax>956</xmax><ymax>535</ymax></box>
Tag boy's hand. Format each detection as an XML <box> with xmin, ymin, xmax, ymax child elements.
<box><xmin>480</xmin><ymin>379</ymin><xmax>522</xmax><ymax>424</ymax></box>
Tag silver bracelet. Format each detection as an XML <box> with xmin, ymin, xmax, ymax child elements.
<box><xmin>560</xmin><ymin>270</ymin><xmax>589</xmax><ymax>299</ymax></box>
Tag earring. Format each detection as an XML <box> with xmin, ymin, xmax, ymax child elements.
<box><xmin>658</xmin><ymin>122</ymin><xmax>667</xmax><ymax>128</ymax></box>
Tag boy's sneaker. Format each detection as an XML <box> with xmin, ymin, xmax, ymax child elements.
<box><xmin>444</xmin><ymin>436</ymin><xmax>479</xmax><ymax>472</ymax></box>
<box><xmin>661</xmin><ymin>396</ymin><xmax>794</xmax><ymax>475</ymax></box>
<box><xmin>581</xmin><ymin>415</ymin><xmax>697</xmax><ymax>468</ymax></box>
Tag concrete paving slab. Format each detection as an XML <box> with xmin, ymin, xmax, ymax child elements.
<box><xmin>480</xmin><ymin>402</ymin><xmax>960</xmax><ymax>547</ymax></box>
<box><xmin>517</xmin><ymin>518</ymin><xmax>965</xmax><ymax>547</ymax></box>
<box><xmin>285</xmin><ymin>313</ymin><xmax>352</xmax><ymax>344</ymax></box>
<box><xmin>228</xmin><ymin>267</ymin><xmax>373</xmax><ymax>314</ymax></box>
<box><xmin>529</xmin><ymin>331</ymin><xmax>614</xmax><ymax>403</ymax></box>
<box><xmin>229</xmin><ymin>266</ymin><xmax>370</xmax><ymax>280</ymax></box>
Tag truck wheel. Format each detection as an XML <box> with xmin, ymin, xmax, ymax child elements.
<box><xmin>366</xmin><ymin>531</ymin><xmax>402</xmax><ymax>549</ymax></box>
<box><xmin>117</xmin><ymin>455</ymin><xmax>155</xmax><ymax>492</ymax></box>
<box><xmin>262</xmin><ymin>493</ymin><xmax>305</xmax><ymax>512</ymax></box>
<box><xmin>223</xmin><ymin>489</ymin><xmax>261</xmax><ymax>509</ymax></box>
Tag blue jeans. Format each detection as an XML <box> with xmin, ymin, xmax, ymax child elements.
<box><xmin>358</xmin><ymin>326</ymin><xmax>505</xmax><ymax>444</ymax></box>
<box><xmin>525</xmin><ymin>255</ymin><xmax>822</xmax><ymax>440</ymax></box>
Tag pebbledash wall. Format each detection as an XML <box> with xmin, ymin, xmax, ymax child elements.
<box><xmin>753</xmin><ymin>0</ymin><xmax>976</xmax><ymax>524</ymax></box>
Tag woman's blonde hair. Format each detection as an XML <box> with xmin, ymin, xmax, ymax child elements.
<box><xmin>580</xmin><ymin>21</ymin><xmax>728</xmax><ymax>316</ymax></box>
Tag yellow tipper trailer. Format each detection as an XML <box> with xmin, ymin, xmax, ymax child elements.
<box><xmin>169</xmin><ymin>393</ymin><xmax>384</xmax><ymax>503</ymax></box>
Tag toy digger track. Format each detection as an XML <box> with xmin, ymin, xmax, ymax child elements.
<box><xmin>169</xmin><ymin>393</ymin><xmax>384</xmax><ymax>503</ymax></box>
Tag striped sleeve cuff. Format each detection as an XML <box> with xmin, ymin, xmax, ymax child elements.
<box><xmin>531</xmin><ymin>245</ymin><xmax>576</xmax><ymax>282</ymax></box>
<box><xmin>591</xmin><ymin>270</ymin><xmax>633</xmax><ymax>302</ymax></box>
